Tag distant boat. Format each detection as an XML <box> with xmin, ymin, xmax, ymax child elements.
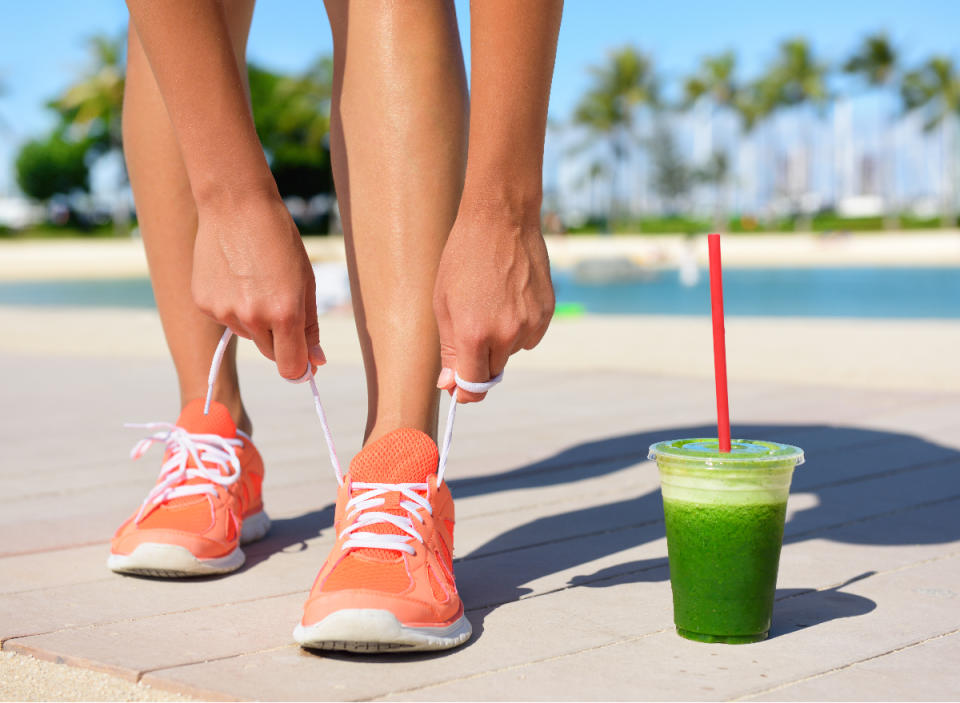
<box><xmin>572</xmin><ymin>257</ymin><xmax>659</xmax><ymax>284</ymax></box>
<box><xmin>678</xmin><ymin>256</ymin><xmax>701</xmax><ymax>287</ymax></box>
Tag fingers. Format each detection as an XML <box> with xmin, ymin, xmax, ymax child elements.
<box><xmin>267</xmin><ymin>278</ymin><xmax>325</xmax><ymax>380</ymax></box>
<box><xmin>521</xmin><ymin>315</ymin><xmax>552</xmax><ymax>351</ymax></box>
<box><xmin>273</xmin><ymin>312</ymin><xmax>310</xmax><ymax>380</ymax></box>
<box><xmin>434</xmin><ymin>290</ymin><xmax>458</xmax><ymax>395</ymax></box>
<box><xmin>440</xmin><ymin>317</ymin><xmax>552</xmax><ymax>404</ymax></box>
<box><xmin>451</xmin><ymin>335</ymin><xmax>491</xmax><ymax>403</ymax></box>
<box><xmin>195</xmin><ymin>278</ymin><xmax>324</xmax><ymax>381</ymax></box>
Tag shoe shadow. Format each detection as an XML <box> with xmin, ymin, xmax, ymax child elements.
<box><xmin>241</xmin><ymin>504</ymin><xmax>335</xmax><ymax>571</ymax></box>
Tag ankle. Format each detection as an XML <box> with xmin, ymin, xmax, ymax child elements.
<box><xmin>364</xmin><ymin>415</ymin><xmax>437</xmax><ymax>447</ymax></box>
<box><xmin>220</xmin><ymin>396</ymin><xmax>253</xmax><ymax>436</ymax></box>
<box><xmin>181</xmin><ymin>393</ymin><xmax>253</xmax><ymax>437</ymax></box>
<box><xmin>233</xmin><ymin>405</ymin><xmax>254</xmax><ymax>437</ymax></box>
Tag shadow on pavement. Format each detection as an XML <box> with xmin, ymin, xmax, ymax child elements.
<box><xmin>770</xmin><ymin>571</ymin><xmax>878</xmax><ymax>639</ymax></box>
<box><xmin>243</xmin><ymin>505</ymin><xmax>335</xmax><ymax>569</ymax></box>
<box><xmin>453</xmin><ymin>423</ymin><xmax>958</xmax><ymax>644</ymax></box>
<box><xmin>240</xmin><ymin>422</ymin><xmax>957</xmax><ymax>654</ymax></box>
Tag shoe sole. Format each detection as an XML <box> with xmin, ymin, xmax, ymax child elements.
<box><xmin>293</xmin><ymin>609</ymin><xmax>472</xmax><ymax>653</ymax></box>
<box><xmin>107</xmin><ymin>510</ymin><xmax>270</xmax><ymax>578</ymax></box>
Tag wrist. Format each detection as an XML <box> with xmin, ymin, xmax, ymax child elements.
<box><xmin>459</xmin><ymin>173</ymin><xmax>543</xmax><ymax>232</ymax></box>
<box><xmin>193</xmin><ymin>174</ymin><xmax>282</xmax><ymax>217</ymax></box>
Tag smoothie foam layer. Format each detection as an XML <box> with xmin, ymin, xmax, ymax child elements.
<box><xmin>650</xmin><ymin>438</ymin><xmax>804</xmax><ymax>505</ymax></box>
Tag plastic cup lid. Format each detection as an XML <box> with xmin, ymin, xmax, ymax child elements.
<box><xmin>648</xmin><ymin>438</ymin><xmax>804</xmax><ymax>469</ymax></box>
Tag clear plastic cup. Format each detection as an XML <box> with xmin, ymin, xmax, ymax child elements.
<box><xmin>648</xmin><ymin>438</ymin><xmax>805</xmax><ymax>644</ymax></box>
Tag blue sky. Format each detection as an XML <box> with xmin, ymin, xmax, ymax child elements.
<box><xmin>0</xmin><ymin>0</ymin><xmax>957</xmax><ymax>194</ymax></box>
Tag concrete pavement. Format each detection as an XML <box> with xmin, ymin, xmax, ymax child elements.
<box><xmin>1</xmin><ymin>306</ymin><xmax>959</xmax><ymax>700</ymax></box>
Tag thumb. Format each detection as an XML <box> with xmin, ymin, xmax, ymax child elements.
<box><xmin>305</xmin><ymin>274</ymin><xmax>325</xmax><ymax>370</ymax></box>
<box><xmin>434</xmin><ymin>292</ymin><xmax>456</xmax><ymax>394</ymax></box>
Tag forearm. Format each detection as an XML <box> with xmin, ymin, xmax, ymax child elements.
<box><xmin>126</xmin><ymin>0</ymin><xmax>275</xmax><ymax>207</ymax></box>
<box><xmin>463</xmin><ymin>0</ymin><xmax>562</xmax><ymax>220</ymax></box>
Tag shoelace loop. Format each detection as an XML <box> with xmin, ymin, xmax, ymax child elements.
<box><xmin>126</xmin><ymin>422</ymin><xmax>244</xmax><ymax>524</ymax></box>
<box><xmin>338</xmin><ymin>481</ymin><xmax>433</xmax><ymax>555</ymax></box>
<box><xmin>203</xmin><ymin>328</ymin><xmax>502</xmax><ymax>486</ymax></box>
<box><xmin>199</xmin><ymin>328</ymin><xmax>503</xmax><ymax>554</ymax></box>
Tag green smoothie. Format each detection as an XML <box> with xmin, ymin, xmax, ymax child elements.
<box><xmin>664</xmin><ymin>499</ymin><xmax>786</xmax><ymax>642</ymax></box>
<box><xmin>649</xmin><ymin>439</ymin><xmax>804</xmax><ymax>644</ymax></box>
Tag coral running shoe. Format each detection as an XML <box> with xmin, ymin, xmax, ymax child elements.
<box><xmin>294</xmin><ymin>428</ymin><xmax>470</xmax><ymax>652</ymax></box>
<box><xmin>108</xmin><ymin>398</ymin><xmax>269</xmax><ymax>577</ymax></box>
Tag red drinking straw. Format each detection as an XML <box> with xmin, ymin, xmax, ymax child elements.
<box><xmin>708</xmin><ymin>233</ymin><xmax>732</xmax><ymax>453</ymax></box>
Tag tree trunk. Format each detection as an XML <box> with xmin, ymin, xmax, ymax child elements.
<box><xmin>796</xmin><ymin>109</ymin><xmax>815</xmax><ymax>232</ymax></box>
<box><xmin>944</xmin><ymin>116</ymin><xmax>958</xmax><ymax>228</ymax></box>
<box><xmin>883</xmin><ymin>110</ymin><xmax>900</xmax><ymax>230</ymax></box>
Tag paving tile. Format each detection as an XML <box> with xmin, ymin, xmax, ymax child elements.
<box><xmin>747</xmin><ymin>630</ymin><xmax>960</xmax><ymax>701</ymax></box>
<box><xmin>16</xmin><ymin>488</ymin><xmax>957</xmax><ymax>695</ymax></box>
<box><xmin>4</xmin><ymin>424</ymin><xmax>957</xmax><ymax>639</ymax></box>
<box><xmin>5</xmin><ymin>593</ymin><xmax>306</xmax><ymax>681</ymax></box>
<box><xmin>140</xmin><ymin>578</ymin><xmax>675</xmax><ymax>702</ymax></box>
<box><xmin>0</xmin><ymin>543</ymin><xmax>322</xmax><ymax>641</ymax></box>
<box><xmin>374</xmin><ymin>555</ymin><xmax>960</xmax><ymax>701</ymax></box>
<box><xmin>0</xmin><ymin>545</ymin><xmax>110</xmax><ymax>595</ymax></box>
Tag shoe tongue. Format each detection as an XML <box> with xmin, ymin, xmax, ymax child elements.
<box><xmin>160</xmin><ymin>399</ymin><xmax>239</xmax><ymax>504</ymax></box>
<box><xmin>176</xmin><ymin>398</ymin><xmax>238</xmax><ymax>438</ymax></box>
<box><xmin>349</xmin><ymin>428</ymin><xmax>438</xmax><ymax>484</ymax></box>
<box><xmin>346</xmin><ymin>429</ymin><xmax>438</xmax><ymax>561</ymax></box>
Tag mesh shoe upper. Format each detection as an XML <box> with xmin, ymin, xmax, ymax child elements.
<box><xmin>111</xmin><ymin>398</ymin><xmax>264</xmax><ymax>560</ymax></box>
<box><xmin>301</xmin><ymin>428</ymin><xmax>462</xmax><ymax>628</ymax></box>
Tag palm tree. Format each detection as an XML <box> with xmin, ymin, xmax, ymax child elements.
<box><xmin>683</xmin><ymin>51</ymin><xmax>738</xmax><ymax>142</ymax></box>
<box><xmin>845</xmin><ymin>33</ymin><xmax>899</xmax><ymax>228</ymax></box>
<box><xmin>683</xmin><ymin>51</ymin><xmax>739</xmax><ymax>229</ymax></box>
<box><xmin>902</xmin><ymin>56</ymin><xmax>960</xmax><ymax>227</ymax></box>
<box><xmin>49</xmin><ymin>34</ymin><xmax>125</xmax><ymax>155</ymax></box>
<box><xmin>572</xmin><ymin>46</ymin><xmax>659</xmax><ymax>228</ymax></box>
<box><xmin>763</xmin><ymin>38</ymin><xmax>829</xmax><ymax>227</ymax></box>
<box><xmin>731</xmin><ymin>75</ymin><xmax>779</xmax><ymax>222</ymax></box>
<box><xmin>48</xmin><ymin>33</ymin><xmax>127</xmax><ymax>231</ymax></box>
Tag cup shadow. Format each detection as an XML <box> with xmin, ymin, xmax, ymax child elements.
<box><xmin>449</xmin><ymin>423</ymin><xmax>958</xmax><ymax>646</ymax></box>
<box><xmin>769</xmin><ymin>572</ymin><xmax>878</xmax><ymax>638</ymax></box>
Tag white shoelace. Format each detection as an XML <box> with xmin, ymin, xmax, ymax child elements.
<box><xmin>201</xmin><ymin>328</ymin><xmax>502</xmax><ymax>554</ymax></box>
<box><xmin>338</xmin><ymin>482</ymin><xmax>434</xmax><ymax>556</ymax></box>
<box><xmin>126</xmin><ymin>422</ymin><xmax>247</xmax><ymax>524</ymax></box>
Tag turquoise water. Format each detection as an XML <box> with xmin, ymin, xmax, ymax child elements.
<box><xmin>1</xmin><ymin>267</ymin><xmax>959</xmax><ymax>318</ymax></box>
<box><xmin>0</xmin><ymin>278</ymin><xmax>157</xmax><ymax>308</ymax></box>
<box><xmin>552</xmin><ymin>267</ymin><xmax>960</xmax><ymax>318</ymax></box>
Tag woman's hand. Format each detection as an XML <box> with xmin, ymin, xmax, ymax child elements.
<box><xmin>192</xmin><ymin>192</ymin><xmax>325</xmax><ymax>380</ymax></box>
<box><xmin>433</xmin><ymin>202</ymin><xmax>554</xmax><ymax>403</ymax></box>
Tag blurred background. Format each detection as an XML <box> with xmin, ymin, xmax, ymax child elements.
<box><xmin>0</xmin><ymin>0</ymin><xmax>958</xmax><ymax>320</ymax></box>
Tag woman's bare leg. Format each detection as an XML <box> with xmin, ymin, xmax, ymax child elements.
<box><xmin>122</xmin><ymin>1</ymin><xmax>256</xmax><ymax>433</ymax></box>
<box><xmin>324</xmin><ymin>0</ymin><xmax>469</xmax><ymax>444</ymax></box>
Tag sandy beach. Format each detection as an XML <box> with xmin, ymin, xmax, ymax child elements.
<box><xmin>3</xmin><ymin>305</ymin><xmax>958</xmax><ymax>394</ymax></box>
<box><xmin>1</xmin><ymin>231</ymin><xmax>960</xmax><ymax>281</ymax></box>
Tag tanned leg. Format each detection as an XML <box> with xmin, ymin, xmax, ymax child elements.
<box><xmin>122</xmin><ymin>1</ymin><xmax>257</xmax><ymax>434</ymax></box>
<box><xmin>323</xmin><ymin>0</ymin><xmax>469</xmax><ymax>444</ymax></box>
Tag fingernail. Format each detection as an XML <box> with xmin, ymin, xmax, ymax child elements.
<box><xmin>310</xmin><ymin>345</ymin><xmax>327</xmax><ymax>366</ymax></box>
<box><xmin>437</xmin><ymin>367</ymin><xmax>454</xmax><ymax>389</ymax></box>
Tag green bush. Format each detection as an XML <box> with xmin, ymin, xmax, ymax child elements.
<box><xmin>15</xmin><ymin>134</ymin><xmax>90</xmax><ymax>201</ymax></box>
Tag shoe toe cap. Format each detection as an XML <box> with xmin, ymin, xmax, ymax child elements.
<box><xmin>110</xmin><ymin>526</ymin><xmax>235</xmax><ymax>560</ymax></box>
<box><xmin>301</xmin><ymin>588</ymin><xmax>462</xmax><ymax>629</ymax></box>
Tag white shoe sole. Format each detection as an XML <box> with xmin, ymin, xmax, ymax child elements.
<box><xmin>107</xmin><ymin>510</ymin><xmax>270</xmax><ymax>578</ymax></box>
<box><xmin>293</xmin><ymin>609</ymin><xmax>472</xmax><ymax>653</ymax></box>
